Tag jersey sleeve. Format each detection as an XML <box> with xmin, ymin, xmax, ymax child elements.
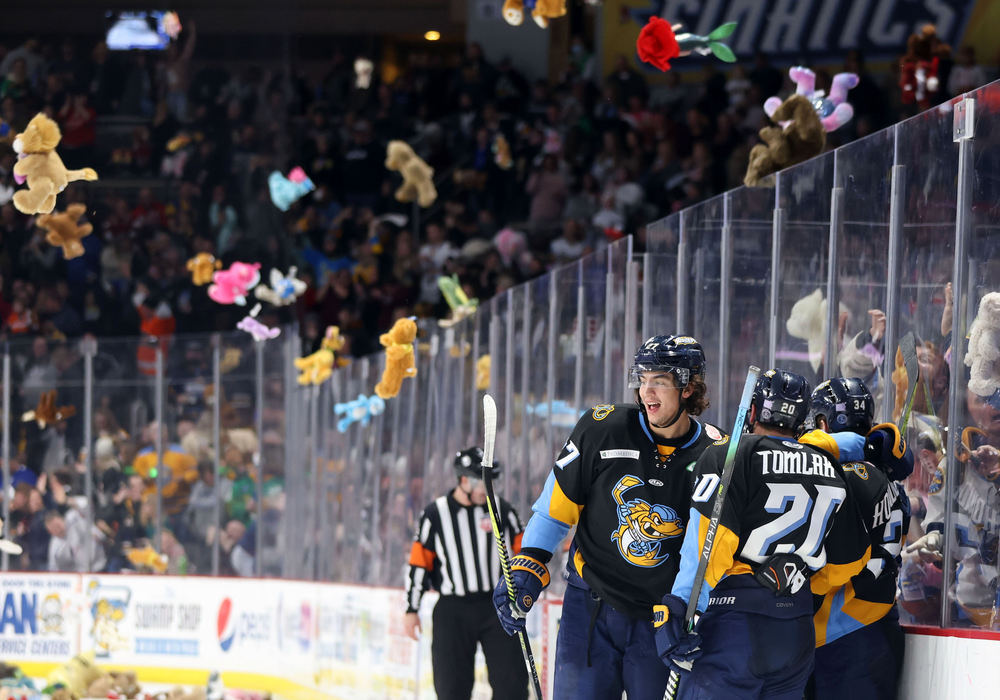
<box><xmin>404</xmin><ymin>508</ymin><xmax>436</xmax><ymax>613</ymax></box>
<box><xmin>521</xmin><ymin>413</ymin><xmax>597</xmax><ymax>558</ymax></box>
<box><xmin>672</xmin><ymin>438</ymin><xmax>747</xmax><ymax>611</ymax></box>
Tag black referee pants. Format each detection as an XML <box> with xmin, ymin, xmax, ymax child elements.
<box><xmin>431</xmin><ymin>593</ymin><xmax>529</xmax><ymax>700</ymax></box>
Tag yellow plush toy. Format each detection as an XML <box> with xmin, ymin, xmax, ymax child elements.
<box><xmin>502</xmin><ymin>0</ymin><xmax>566</xmax><ymax>28</ymax></box>
<box><xmin>12</xmin><ymin>113</ymin><xmax>98</xmax><ymax>215</ymax></box>
<box><xmin>476</xmin><ymin>354</ymin><xmax>491</xmax><ymax>390</ymax></box>
<box><xmin>187</xmin><ymin>252</ymin><xmax>222</xmax><ymax>285</ymax></box>
<box><xmin>375</xmin><ymin>318</ymin><xmax>418</xmax><ymax>399</ymax></box>
<box><xmin>385</xmin><ymin>141</ymin><xmax>437</xmax><ymax>208</ymax></box>
<box><xmin>37</xmin><ymin>204</ymin><xmax>93</xmax><ymax>260</ymax></box>
<box><xmin>125</xmin><ymin>544</ymin><xmax>169</xmax><ymax>573</ymax></box>
<box><xmin>294</xmin><ymin>326</ymin><xmax>346</xmax><ymax>385</ymax></box>
<box><xmin>46</xmin><ymin>651</ymin><xmax>105</xmax><ymax>698</ymax></box>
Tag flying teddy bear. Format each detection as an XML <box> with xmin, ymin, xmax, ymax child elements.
<box><xmin>187</xmin><ymin>252</ymin><xmax>221</xmax><ymax>285</ymax></box>
<box><xmin>385</xmin><ymin>141</ymin><xmax>437</xmax><ymax>208</ymax></box>
<box><xmin>208</xmin><ymin>262</ymin><xmax>262</xmax><ymax>305</ymax></box>
<box><xmin>12</xmin><ymin>113</ymin><xmax>98</xmax><ymax>215</ymax></box>
<box><xmin>294</xmin><ymin>325</ymin><xmax>346</xmax><ymax>385</ymax></box>
<box><xmin>900</xmin><ymin>24</ymin><xmax>950</xmax><ymax>111</ymax></box>
<box><xmin>965</xmin><ymin>291</ymin><xmax>1000</xmax><ymax>397</ymax></box>
<box><xmin>744</xmin><ymin>93</ymin><xmax>825</xmax><ymax>187</ymax></box>
<box><xmin>334</xmin><ymin>393</ymin><xmax>386</xmax><ymax>432</ymax></box>
<box><xmin>438</xmin><ymin>274</ymin><xmax>478</xmax><ymax>328</ymax></box>
<box><xmin>476</xmin><ymin>354</ymin><xmax>491</xmax><ymax>391</ymax></box>
<box><xmin>254</xmin><ymin>266</ymin><xmax>306</xmax><ymax>306</ymax></box>
<box><xmin>502</xmin><ymin>0</ymin><xmax>566</xmax><ymax>28</ymax></box>
<box><xmin>375</xmin><ymin>317</ymin><xmax>418</xmax><ymax>399</ymax></box>
<box><xmin>37</xmin><ymin>203</ymin><xmax>93</xmax><ymax>259</ymax></box>
<box><xmin>22</xmin><ymin>390</ymin><xmax>76</xmax><ymax>428</ymax></box>
<box><xmin>237</xmin><ymin>304</ymin><xmax>281</xmax><ymax>341</ymax></box>
<box><xmin>268</xmin><ymin>167</ymin><xmax>315</xmax><ymax>212</ymax></box>
<box><xmin>764</xmin><ymin>67</ymin><xmax>858</xmax><ymax>133</ymax></box>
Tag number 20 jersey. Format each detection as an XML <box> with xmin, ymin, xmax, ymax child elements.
<box><xmin>673</xmin><ymin>433</ymin><xmax>871</xmax><ymax>612</ymax></box>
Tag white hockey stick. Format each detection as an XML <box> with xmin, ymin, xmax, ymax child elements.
<box><xmin>665</xmin><ymin>365</ymin><xmax>760</xmax><ymax>700</ymax></box>
<box><xmin>482</xmin><ymin>394</ymin><xmax>544</xmax><ymax>699</ymax></box>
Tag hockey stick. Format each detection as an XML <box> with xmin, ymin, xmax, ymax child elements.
<box><xmin>898</xmin><ymin>332</ymin><xmax>919</xmax><ymax>433</ymax></box>
<box><xmin>482</xmin><ymin>394</ymin><xmax>544</xmax><ymax>700</ymax></box>
<box><xmin>665</xmin><ymin>366</ymin><xmax>761</xmax><ymax>700</ymax></box>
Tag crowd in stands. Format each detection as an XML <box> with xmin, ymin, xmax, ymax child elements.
<box><xmin>0</xmin><ymin>24</ymin><xmax>996</xmax><ymax>576</ymax></box>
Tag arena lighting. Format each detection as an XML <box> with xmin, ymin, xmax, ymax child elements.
<box><xmin>424</xmin><ymin>30</ymin><xmax>441</xmax><ymax>41</ymax></box>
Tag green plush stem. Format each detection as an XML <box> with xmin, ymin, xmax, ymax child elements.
<box><xmin>710</xmin><ymin>42</ymin><xmax>737</xmax><ymax>62</ymax></box>
<box><xmin>707</xmin><ymin>22</ymin><xmax>737</xmax><ymax>40</ymax></box>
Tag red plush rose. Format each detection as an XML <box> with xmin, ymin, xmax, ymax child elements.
<box><xmin>636</xmin><ymin>17</ymin><xmax>680</xmax><ymax>72</ymax></box>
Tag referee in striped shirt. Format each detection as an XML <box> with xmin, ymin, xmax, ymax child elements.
<box><xmin>404</xmin><ymin>447</ymin><xmax>529</xmax><ymax>699</ymax></box>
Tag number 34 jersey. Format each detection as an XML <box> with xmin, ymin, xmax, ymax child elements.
<box><xmin>673</xmin><ymin>433</ymin><xmax>871</xmax><ymax>612</ymax></box>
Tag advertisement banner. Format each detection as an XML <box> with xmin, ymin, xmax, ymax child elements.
<box><xmin>601</xmin><ymin>0</ymin><xmax>978</xmax><ymax>81</ymax></box>
<box><xmin>0</xmin><ymin>573</ymin><xmax>80</xmax><ymax>662</ymax></box>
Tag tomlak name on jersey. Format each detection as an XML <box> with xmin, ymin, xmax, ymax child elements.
<box><xmin>521</xmin><ymin>403</ymin><xmax>725</xmax><ymax>619</ymax></box>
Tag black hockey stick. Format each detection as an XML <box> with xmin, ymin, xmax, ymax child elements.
<box><xmin>897</xmin><ymin>332</ymin><xmax>919</xmax><ymax>433</ymax></box>
<box><xmin>665</xmin><ymin>366</ymin><xmax>761</xmax><ymax>700</ymax></box>
<box><xmin>482</xmin><ymin>394</ymin><xmax>544</xmax><ymax>700</ymax></box>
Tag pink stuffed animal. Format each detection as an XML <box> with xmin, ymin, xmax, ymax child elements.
<box><xmin>208</xmin><ymin>262</ymin><xmax>261</xmax><ymax>305</ymax></box>
<box><xmin>764</xmin><ymin>67</ymin><xmax>858</xmax><ymax>133</ymax></box>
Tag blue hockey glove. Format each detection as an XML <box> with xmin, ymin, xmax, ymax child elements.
<box><xmin>653</xmin><ymin>593</ymin><xmax>702</xmax><ymax>673</ymax></box>
<box><xmin>492</xmin><ymin>554</ymin><xmax>550</xmax><ymax>636</ymax></box>
<box><xmin>865</xmin><ymin>423</ymin><xmax>914</xmax><ymax>481</ymax></box>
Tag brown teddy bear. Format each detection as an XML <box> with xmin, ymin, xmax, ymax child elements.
<box><xmin>744</xmin><ymin>94</ymin><xmax>825</xmax><ymax>187</ymax></box>
<box><xmin>21</xmin><ymin>389</ymin><xmax>76</xmax><ymax>428</ymax></box>
<box><xmin>37</xmin><ymin>203</ymin><xmax>93</xmax><ymax>259</ymax></box>
<box><xmin>900</xmin><ymin>24</ymin><xmax>950</xmax><ymax>111</ymax></box>
<box><xmin>374</xmin><ymin>317</ymin><xmax>418</xmax><ymax>399</ymax></box>
<box><xmin>384</xmin><ymin>140</ymin><xmax>437</xmax><ymax>208</ymax></box>
<box><xmin>502</xmin><ymin>0</ymin><xmax>566</xmax><ymax>28</ymax></box>
<box><xmin>12</xmin><ymin>113</ymin><xmax>98</xmax><ymax>215</ymax></box>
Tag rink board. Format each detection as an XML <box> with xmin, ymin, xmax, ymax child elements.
<box><xmin>3</xmin><ymin>573</ymin><xmax>998</xmax><ymax>698</ymax></box>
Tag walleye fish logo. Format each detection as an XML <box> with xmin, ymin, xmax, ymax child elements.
<box><xmin>611</xmin><ymin>475</ymin><xmax>683</xmax><ymax>567</ymax></box>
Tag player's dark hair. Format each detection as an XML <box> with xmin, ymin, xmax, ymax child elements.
<box><xmin>683</xmin><ymin>374</ymin><xmax>710</xmax><ymax>416</ymax></box>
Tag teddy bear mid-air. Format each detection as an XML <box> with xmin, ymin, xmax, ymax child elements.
<box><xmin>12</xmin><ymin>113</ymin><xmax>98</xmax><ymax>215</ymax></box>
<box><xmin>37</xmin><ymin>203</ymin><xmax>93</xmax><ymax>259</ymax></box>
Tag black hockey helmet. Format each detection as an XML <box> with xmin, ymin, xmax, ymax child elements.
<box><xmin>752</xmin><ymin>369</ymin><xmax>811</xmax><ymax>431</ymax></box>
<box><xmin>454</xmin><ymin>446</ymin><xmax>500</xmax><ymax>480</ymax></box>
<box><xmin>628</xmin><ymin>334</ymin><xmax>706</xmax><ymax>389</ymax></box>
<box><xmin>810</xmin><ymin>377</ymin><xmax>875</xmax><ymax>434</ymax></box>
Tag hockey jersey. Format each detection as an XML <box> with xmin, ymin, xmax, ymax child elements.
<box><xmin>521</xmin><ymin>404</ymin><xmax>724</xmax><ymax>619</ymax></box>
<box><xmin>672</xmin><ymin>432</ymin><xmax>871</xmax><ymax>614</ymax></box>
<box><xmin>812</xmin><ymin>456</ymin><xmax>907</xmax><ymax>646</ymax></box>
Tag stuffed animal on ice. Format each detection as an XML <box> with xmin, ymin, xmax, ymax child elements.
<box><xmin>965</xmin><ymin>291</ymin><xmax>1000</xmax><ymax>397</ymax></box>
<box><xmin>744</xmin><ymin>94</ymin><xmax>825</xmax><ymax>187</ymax></box>
<box><xmin>37</xmin><ymin>203</ymin><xmax>93</xmax><ymax>259</ymax></box>
<box><xmin>375</xmin><ymin>317</ymin><xmax>418</xmax><ymax>399</ymax></box>
<box><xmin>385</xmin><ymin>140</ymin><xmax>437</xmax><ymax>208</ymax></box>
<box><xmin>254</xmin><ymin>266</ymin><xmax>306</xmax><ymax>306</ymax></box>
<box><xmin>187</xmin><ymin>252</ymin><xmax>221</xmax><ymax>285</ymax></box>
<box><xmin>268</xmin><ymin>167</ymin><xmax>315</xmax><ymax>212</ymax></box>
<box><xmin>294</xmin><ymin>325</ymin><xmax>346</xmax><ymax>386</ymax></box>
<box><xmin>45</xmin><ymin>651</ymin><xmax>105</xmax><ymax>699</ymax></box>
<box><xmin>12</xmin><ymin>113</ymin><xmax>98</xmax><ymax>214</ymax></box>
<box><xmin>334</xmin><ymin>393</ymin><xmax>386</xmax><ymax>432</ymax></box>
<box><xmin>208</xmin><ymin>262</ymin><xmax>262</xmax><ymax>306</ymax></box>
<box><xmin>502</xmin><ymin>0</ymin><xmax>566</xmax><ymax>28</ymax></box>
<box><xmin>438</xmin><ymin>274</ymin><xmax>478</xmax><ymax>328</ymax></box>
<box><xmin>764</xmin><ymin>67</ymin><xmax>858</xmax><ymax>133</ymax></box>
<box><xmin>900</xmin><ymin>24</ymin><xmax>950</xmax><ymax>111</ymax></box>
<box><xmin>237</xmin><ymin>304</ymin><xmax>281</xmax><ymax>342</ymax></box>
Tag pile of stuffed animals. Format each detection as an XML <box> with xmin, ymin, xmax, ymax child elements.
<box><xmin>0</xmin><ymin>652</ymin><xmax>269</xmax><ymax>700</ymax></box>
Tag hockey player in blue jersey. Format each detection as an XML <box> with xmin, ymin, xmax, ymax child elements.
<box><xmin>491</xmin><ymin>335</ymin><xmax>725</xmax><ymax>700</ymax></box>
<box><xmin>656</xmin><ymin>369</ymin><xmax>871</xmax><ymax>700</ymax></box>
<box><xmin>806</xmin><ymin>377</ymin><xmax>913</xmax><ymax>700</ymax></box>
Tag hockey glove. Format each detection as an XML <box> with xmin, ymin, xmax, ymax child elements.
<box><xmin>865</xmin><ymin>423</ymin><xmax>914</xmax><ymax>481</ymax></box>
<box><xmin>493</xmin><ymin>554</ymin><xmax>550</xmax><ymax>636</ymax></box>
<box><xmin>653</xmin><ymin>593</ymin><xmax>702</xmax><ymax>674</ymax></box>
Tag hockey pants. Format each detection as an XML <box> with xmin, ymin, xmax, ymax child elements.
<box><xmin>678</xmin><ymin>606</ymin><xmax>815</xmax><ymax>699</ymax></box>
<box><xmin>431</xmin><ymin>593</ymin><xmax>528</xmax><ymax>700</ymax></box>
<box><xmin>809</xmin><ymin>609</ymin><xmax>905</xmax><ymax>700</ymax></box>
<box><xmin>553</xmin><ymin>578</ymin><xmax>669</xmax><ymax>700</ymax></box>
